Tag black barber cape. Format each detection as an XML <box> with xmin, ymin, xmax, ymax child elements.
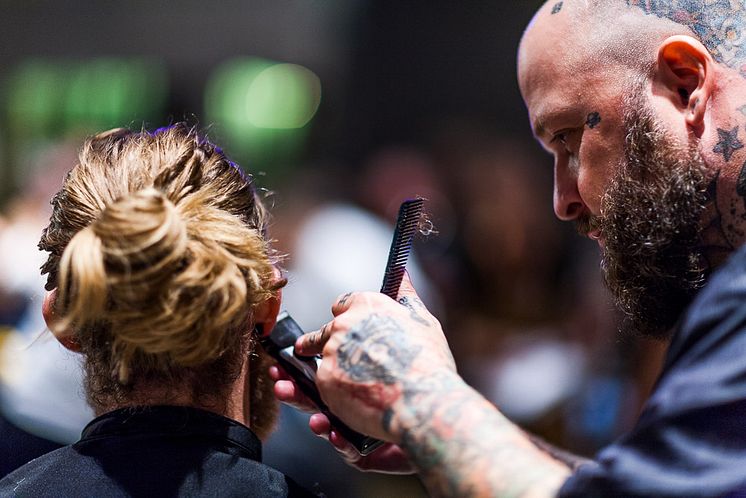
<box><xmin>560</xmin><ymin>244</ymin><xmax>746</xmax><ymax>497</ymax></box>
<box><xmin>0</xmin><ymin>405</ymin><xmax>317</xmax><ymax>497</ymax></box>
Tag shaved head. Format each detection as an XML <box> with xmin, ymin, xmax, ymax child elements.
<box><xmin>521</xmin><ymin>1</ymin><xmax>746</xmax><ymax>90</ymax></box>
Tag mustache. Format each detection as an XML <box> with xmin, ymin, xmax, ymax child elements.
<box><xmin>575</xmin><ymin>213</ymin><xmax>601</xmax><ymax>237</ymax></box>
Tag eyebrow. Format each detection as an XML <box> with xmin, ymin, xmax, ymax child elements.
<box><xmin>531</xmin><ymin>106</ymin><xmax>576</xmax><ymax>141</ymax></box>
<box><xmin>532</xmin><ymin>118</ymin><xmax>548</xmax><ymax>141</ymax></box>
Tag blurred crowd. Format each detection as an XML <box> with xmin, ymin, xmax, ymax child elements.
<box><xmin>0</xmin><ymin>122</ymin><xmax>667</xmax><ymax>496</ymax></box>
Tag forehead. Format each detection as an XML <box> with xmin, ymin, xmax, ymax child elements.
<box><xmin>519</xmin><ymin>21</ymin><xmax>626</xmax><ymax>137</ymax></box>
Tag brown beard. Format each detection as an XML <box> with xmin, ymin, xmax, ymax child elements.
<box><xmin>579</xmin><ymin>90</ymin><xmax>710</xmax><ymax>339</ymax></box>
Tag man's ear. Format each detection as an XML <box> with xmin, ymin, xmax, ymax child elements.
<box><xmin>253</xmin><ymin>267</ymin><xmax>284</xmax><ymax>337</ymax></box>
<box><xmin>655</xmin><ymin>35</ymin><xmax>714</xmax><ymax>128</ymax></box>
<box><xmin>42</xmin><ymin>289</ymin><xmax>81</xmax><ymax>352</ymax></box>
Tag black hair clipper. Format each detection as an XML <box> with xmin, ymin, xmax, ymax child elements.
<box><xmin>261</xmin><ymin>311</ymin><xmax>385</xmax><ymax>456</ymax></box>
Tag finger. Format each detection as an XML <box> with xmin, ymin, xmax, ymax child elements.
<box><xmin>396</xmin><ymin>270</ymin><xmax>421</xmax><ymax>300</ymax></box>
<box><xmin>328</xmin><ymin>430</ymin><xmax>363</xmax><ymax>462</ymax></box>
<box><xmin>331</xmin><ymin>291</ymin><xmax>357</xmax><ymax>317</ymax></box>
<box><xmin>273</xmin><ymin>380</ymin><xmax>318</xmax><ymax>412</ymax></box>
<box><xmin>309</xmin><ymin>413</ymin><xmax>332</xmax><ymax>438</ymax></box>
<box><xmin>295</xmin><ymin>321</ymin><xmax>333</xmax><ymax>355</ymax></box>
<box><xmin>268</xmin><ymin>365</ymin><xmax>291</xmax><ymax>382</ymax></box>
<box><xmin>309</xmin><ymin>415</ymin><xmax>364</xmax><ymax>463</ymax></box>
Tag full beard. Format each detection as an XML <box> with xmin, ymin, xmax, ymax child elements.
<box><xmin>581</xmin><ymin>91</ymin><xmax>710</xmax><ymax>339</ymax></box>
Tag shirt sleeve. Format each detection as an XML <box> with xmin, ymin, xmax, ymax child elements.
<box><xmin>560</xmin><ymin>251</ymin><xmax>746</xmax><ymax>498</ymax></box>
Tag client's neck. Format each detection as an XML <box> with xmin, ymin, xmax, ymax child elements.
<box><xmin>96</xmin><ymin>366</ymin><xmax>250</xmax><ymax>426</ymax></box>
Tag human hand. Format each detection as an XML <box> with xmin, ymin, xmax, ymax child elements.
<box><xmin>270</xmin><ymin>364</ymin><xmax>415</xmax><ymax>474</ymax></box>
<box><xmin>294</xmin><ymin>272</ymin><xmax>457</xmax><ymax>443</ymax></box>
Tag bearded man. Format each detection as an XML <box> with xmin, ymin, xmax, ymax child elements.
<box><xmin>275</xmin><ymin>1</ymin><xmax>746</xmax><ymax>496</ymax></box>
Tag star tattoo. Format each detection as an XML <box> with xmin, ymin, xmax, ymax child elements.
<box><xmin>551</xmin><ymin>2</ymin><xmax>563</xmax><ymax>14</ymax></box>
<box><xmin>586</xmin><ymin>112</ymin><xmax>601</xmax><ymax>129</ymax></box>
<box><xmin>713</xmin><ymin>126</ymin><xmax>744</xmax><ymax>162</ymax></box>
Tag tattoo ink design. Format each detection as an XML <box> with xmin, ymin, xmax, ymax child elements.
<box><xmin>306</xmin><ymin>322</ymin><xmax>331</xmax><ymax>349</ymax></box>
<box><xmin>337</xmin><ymin>314</ymin><xmax>421</xmax><ymax>384</ymax></box>
<box><xmin>738</xmin><ymin>104</ymin><xmax>746</xmax><ymax>117</ymax></box>
<box><xmin>701</xmin><ymin>173</ymin><xmax>735</xmax><ymax>271</ymax></box>
<box><xmin>586</xmin><ymin>112</ymin><xmax>602</xmax><ymax>129</ymax></box>
<box><xmin>627</xmin><ymin>1</ymin><xmax>746</xmax><ymax>77</ymax></box>
<box><xmin>338</xmin><ymin>292</ymin><xmax>353</xmax><ymax>308</ymax></box>
<box><xmin>737</xmin><ymin>160</ymin><xmax>746</xmax><ymax>210</ymax></box>
<box><xmin>713</xmin><ymin>126</ymin><xmax>744</xmax><ymax>162</ymax></box>
<box><xmin>551</xmin><ymin>2</ymin><xmax>563</xmax><ymax>14</ymax></box>
<box><xmin>398</xmin><ymin>296</ymin><xmax>431</xmax><ymax>327</ymax></box>
<box><xmin>385</xmin><ymin>370</ymin><xmax>566</xmax><ymax>497</ymax></box>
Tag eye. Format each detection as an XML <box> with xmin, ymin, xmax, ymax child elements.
<box><xmin>551</xmin><ymin>132</ymin><xmax>568</xmax><ymax>146</ymax></box>
<box><xmin>550</xmin><ymin>130</ymin><xmax>574</xmax><ymax>154</ymax></box>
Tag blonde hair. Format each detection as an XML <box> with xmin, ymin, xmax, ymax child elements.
<box><xmin>39</xmin><ymin>124</ymin><xmax>280</xmax><ymax>427</ymax></box>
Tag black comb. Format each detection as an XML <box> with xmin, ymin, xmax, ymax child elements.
<box><xmin>380</xmin><ymin>198</ymin><xmax>425</xmax><ymax>299</ymax></box>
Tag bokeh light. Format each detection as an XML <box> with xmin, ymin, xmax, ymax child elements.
<box><xmin>204</xmin><ymin>58</ymin><xmax>321</xmax><ymax>178</ymax></box>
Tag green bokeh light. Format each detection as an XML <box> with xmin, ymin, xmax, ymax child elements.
<box><xmin>246</xmin><ymin>63</ymin><xmax>321</xmax><ymax>129</ymax></box>
<box><xmin>5</xmin><ymin>58</ymin><xmax>168</xmax><ymax>137</ymax></box>
<box><xmin>204</xmin><ymin>57</ymin><xmax>322</xmax><ymax>179</ymax></box>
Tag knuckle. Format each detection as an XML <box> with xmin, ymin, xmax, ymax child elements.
<box><xmin>336</xmin><ymin>291</ymin><xmax>354</xmax><ymax>303</ymax></box>
<box><xmin>332</xmin><ymin>313</ymin><xmax>353</xmax><ymax>330</ymax></box>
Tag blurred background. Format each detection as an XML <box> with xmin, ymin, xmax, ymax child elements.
<box><xmin>0</xmin><ymin>1</ymin><xmax>667</xmax><ymax>496</ymax></box>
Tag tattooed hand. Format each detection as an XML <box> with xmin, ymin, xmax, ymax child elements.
<box><xmin>282</xmin><ymin>272</ymin><xmax>571</xmax><ymax>496</ymax></box>
<box><xmin>294</xmin><ymin>272</ymin><xmax>457</xmax><ymax>442</ymax></box>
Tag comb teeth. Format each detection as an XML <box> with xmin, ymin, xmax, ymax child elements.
<box><xmin>380</xmin><ymin>198</ymin><xmax>424</xmax><ymax>299</ymax></box>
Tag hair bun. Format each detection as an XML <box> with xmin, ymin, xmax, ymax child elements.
<box><xmin>96</xmin><ymin>188</ymin><xmax>187</xmax><ymax>282</ymax></box>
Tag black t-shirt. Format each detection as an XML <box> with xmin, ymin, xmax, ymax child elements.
<box><xmin>560</xmin><ymin>244</ymin><xmax>746</xmax><ymax>497</ymax></box>
<box><xmin>0</xmin><ymin>405</ymin><xmax>317</xmax><ymax>497</ymax></box>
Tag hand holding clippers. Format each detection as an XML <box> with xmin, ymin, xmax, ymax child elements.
<box><xmin>262</xmin><ymin>198</ymin><xmax>425</xmax><ymax>456</ymax></box>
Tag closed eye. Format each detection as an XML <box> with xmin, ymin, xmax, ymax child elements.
<box><xmin>551</xmin><ymin>132</ymin><xmax>568</xmax><ymax>146</ymax></box>
<box><xmin>550</xmin><ymin>130</ymin><xmax>573</xmax><ymax>154</ymax></box>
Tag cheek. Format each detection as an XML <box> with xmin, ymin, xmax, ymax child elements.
<box><xmin>577</xmin><ymin>136</ymin><xmax>624</xmax><ymax>214</ymax></box>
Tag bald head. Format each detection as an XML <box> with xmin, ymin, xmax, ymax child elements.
<box><xmin>519</xmin><ymin>1</ymin><xmax>694</xmax><ymax>90</ymax></box>
<box><xmin>521</xmin><ymin>1</ymin><xmax>746</xmax><ymax>77</ymax></box>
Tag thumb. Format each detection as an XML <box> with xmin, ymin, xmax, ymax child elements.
<box><xmin>396</xmin><ymin>270</ymin><xmax>420</xmax><ymax>301</ymax></box>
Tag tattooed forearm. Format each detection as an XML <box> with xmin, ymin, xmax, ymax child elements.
<box><xmin>528</xmin><ymin>434</ymin><xmax>591</xmax><ymax>471</ymax></box>
<box><xmin>332</xmin><ymin>309</ymin><xmax>569</xmax><ymax>496</ymax></box>
<box><xmin>387</xmin><ymin>372</ymin><xmax>571</xmax><ymax>497</ymax></box>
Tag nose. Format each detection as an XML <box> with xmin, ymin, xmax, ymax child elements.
<box><xmin>553</xmin><ymin>158</ymin><xmax>585</xmax><ymax>221</ymax></box>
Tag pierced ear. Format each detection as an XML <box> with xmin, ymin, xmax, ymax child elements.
<box><xmin>42</xmin><ymin>289</ymin><xmax>81</xmax><ymax>352</ymax></box>
<box><xmin>656</xmin><ymin>35</ymin><xmax>713</xmax><ymax>127</ymax></box>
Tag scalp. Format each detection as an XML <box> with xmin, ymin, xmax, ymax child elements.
<box><xmin>521</xmin><ymin>0</ymin><xmax>746</xmax><ymax>79</ymax></box>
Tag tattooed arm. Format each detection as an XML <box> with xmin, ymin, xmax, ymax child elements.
<box><xmin>527</xmin><ymin>434</ymin><xmax>591</xmax><ymax>472</ymax></box>
<box><xmin>294</xmin><ymin>273</ymin><xmax>572</xmax><ymax>497</ymax></box>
